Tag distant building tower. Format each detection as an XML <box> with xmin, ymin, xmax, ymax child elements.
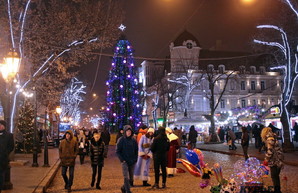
<box><xmin>170</xmin><ymin>30</ymin><xmax>202</xmax><ymax>72</ymax></box>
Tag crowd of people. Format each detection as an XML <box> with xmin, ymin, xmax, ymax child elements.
<box><xmin>57</xmin><ymin>124</ymin><xmax>195</xmax><ymax>193</ymax></box>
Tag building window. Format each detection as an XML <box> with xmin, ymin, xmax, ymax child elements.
<box><xmin>261</xmin><ymin>99</ymin><xmax>266</xmax><ymax>108</ymax></box>
<box><xmin>241</xmin><ymin>81</ymin><xmax>245</xmax><ymax>90</ymax></box>
<box><xmin>251</xmin><ymin>81</ymin><xmax>256</xmax><ymax>90</ymax></box>
<box><xmin>239</xmin><ymin>66</ymin><xmax>245</xmax><ymax>74</ymax></box>
<box><xmin>220</xmin><ymin>99</ymin><xmax>225</xmax><ymax>109</ymax></box>
<box><xmin>219</xmin><ymin>65</ymin><xmax>225</xmax><ymax>74</ymax></box>
<box><xmin>250</xmin><ymin>66</ymin><xmax>256</xmax><ymax>74</ymax></box>
<box><xmin>186</xmin><ymin>42</ymin><xmax>193</xmax><ymax>49</ymax></box>
<box><xmin>230</xmin><ymin>80</ymin><xmax>235</xmax><ymax>90</ymax></box>
<box><xmin>260</xmin><ymin>66</ymin><xmax>266</xmax><ymax>75</ymax></box>
<box><xmin>261</xmin><ymin>81</ymin><xmax>266</xmax><ymax>90</ymax></box>
<box><xmin>241</xmin><ymin>99</ymin><xmax>246</xmax><ymax>108</ymax></box>
<box><xmin>253</xmin><ymin>99</ymin><xmax>257</xmax><ymax>106</ymax></box>
<box><xmin>207</xmin><ymin>64</ymin><xmax>214</xmax><ymax>72</ymax></box>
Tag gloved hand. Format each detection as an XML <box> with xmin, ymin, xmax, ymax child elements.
<box><xmin>263</xmin><ymin>160</ymin><xmax>268</xmax><ymax>166</ymax></box>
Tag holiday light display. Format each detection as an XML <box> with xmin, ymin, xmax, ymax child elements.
<box><xmin>60</xmin><ymin>78</ymin><xmax>86</xmax><ymax>125</ymax></box>
<box><xmin>253</xmin><ymin>0</ymin><xmax>298</xmax><ymax>145</ymax></box>
<box><xmin>106</xmin><ymin>37</ymin><xmax>142</xmax><ymax>131</ymax></box>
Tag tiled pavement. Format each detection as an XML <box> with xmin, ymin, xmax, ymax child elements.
<box><xmin>4</xmin><ymin>140</ymin><xmax>298</xmax><ymax>193</ymax></box>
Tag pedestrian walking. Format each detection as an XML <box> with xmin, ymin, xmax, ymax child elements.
<box><xmin>150</xmin><ymin>127</ymin><xmax>170</xmax><ymax>189</ymax></box>
<box><xmin>228</xmin><ymin>129</ymin><xmax>237</xmax><ymax>150</ymax></box>
<box><xmin>77</xmin><ymin>129</ymin><xmax>87</xmax><ymax>164</ymax></box>
<box><xmin>89</xmin><ymin>132</ymin><xmax>105</xmax><ymax>189</ymax></box>
<box><xmin>134</xmin><ymin>128</ymin><xmax>154</xmax><ymax>186</ymax></box>
<box><xmin>101</xmin><ymin>126</ymin><xmax>110</xmax><ymax>158</ymax></box>
<box><xmin>0</xmin><ymin>120</ymin><xmax>14</xmax><ymax>192</ymax></box>
<box><xmin>59</xmin><ymin>130</ymin><xmax>79</xmax><ymax>192</ymax></box>
<box><xmin>166</xmin><ymin>127</ymin><xmax>179</xmax><ymax>177</ymax></box>
<box><xmin>188</xmin><ymin>125</ymin><xmax>198</xmax><ymax>149</ymax></box>
<box><xmin>116</xmin><ymin>125</ymin><xmax>138</xmax><ymax>193</ymax></box>
<box><xmin>261</xmin><ymin>127</ymin><xmax>284</xmax><ymax>193</ymax></box>
<box><xmin>241</xmin><ymin>127</ymin><xmax>249</xmax><ymax>160</ymax></box>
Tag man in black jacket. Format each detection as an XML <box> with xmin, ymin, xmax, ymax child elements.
<box><xmin>0</xmin><ymin>120</ymin><xmax>14</xmax><ymax>192</ymax></box>
<box><xmin>150</xmin><ymin>127</ymin><xmax>170</xmax><ymax>189</ymax></box>
<box><xmin>100</xmin><ymin>126</ymin><xmax>110</xmax><ymax>158</ymax></box>
<box><xmin>116</xmin><ymin>125</ymin><xmax>138</xmax><ymax>193</ymax></box>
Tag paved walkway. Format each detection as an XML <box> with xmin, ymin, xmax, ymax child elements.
<box><xmin>195</xmin><ymin>140</ymin><xmax>298</xmax><ymax>166</ymax></box>
<box><xmin>3</xmin><ymin>140</ymin><xmax>298</xmax><ymax>193</ymax></box>
<box><xmin>2</xmin><ymin>147</ymin><xmax>60</xmax><ymax>193</ymax></box>
<box><xmin>47</xmin><ymin>145</ymin><xmax>298</xmax><ymax>193</ymax></box>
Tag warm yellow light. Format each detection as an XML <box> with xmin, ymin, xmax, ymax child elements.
<box><xmin>56</xmin><ymin>106</ymin><xmax>62</xmax><ymax>114</ymax></box>
<box><xmin>93</xmin><ymin>93</ymin><xmax>97</xmax><ymax>97</ymax></box>
<box><xmin>241</xmin><ymin>0</ymin><xmax>254</xmax><ymax>4</ymax></box>
<box><xmin>0</xmin><ymin>51</ymin><xmax>20</xmax><ymax>82</ymax></box>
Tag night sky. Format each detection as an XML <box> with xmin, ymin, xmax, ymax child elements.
<box><xmin>81</xmin><ymin>0</ymin><xmax>281</xmax><ymax>111</ymax></box>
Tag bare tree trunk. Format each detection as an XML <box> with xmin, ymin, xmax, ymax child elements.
<box><xmin>280</xmin><ymin>103</ymin><xmax>294</xmax><ymax>151</ymax></box>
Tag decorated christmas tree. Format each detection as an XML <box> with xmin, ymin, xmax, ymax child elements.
<box><xmin>15</xmin><ymin>101</ymin><xmax>35</xmax><ymax>153</ymax></box>
<box><xmin>106</xmin><ymin>35</ymin><xmax>142</xmax><ymax>132</ymax></box>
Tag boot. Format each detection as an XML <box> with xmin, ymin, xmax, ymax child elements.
<box><xmin>91</xmin><ymin>178</ymin><xmax>95</xmax><ymax>187</ymax></box>
<box><xmin>130</xmin><ymin>180</ymin><xmax>134</xmax><ymax>187</ymax></box>
<box><xmin>152</xmin><ymin>183</ymin><xmax>159</xmax><ymax>189</ymax></box>
<box><xmin>96</xmin><ymin>183</ymin><xmax>101</xmax><ymax>189</ymax></box>
<box><xmin>143</xmin><ymin>181</ymin><xmax>151</xmax><ymax>186</ymax></box>
<box><xmin>162</xmin><ymin>183</ymin><xmax>166</xmax><ymax>189</ymax></box>
<box><xmin>121</xmin><ymin>186</ymin><xmax>125</xmax><ymax>193</ymax></box>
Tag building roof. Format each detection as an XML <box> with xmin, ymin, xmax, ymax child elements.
<box><xmin>173</xmin><ymin>30</ymin><xmax>200</xmax><ymax>47</ymax></box>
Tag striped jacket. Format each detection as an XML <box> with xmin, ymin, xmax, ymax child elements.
<box><xmin>90</xmin><ymin>138</ymin><xmax>105</xmax><ymax>166</ymax></box>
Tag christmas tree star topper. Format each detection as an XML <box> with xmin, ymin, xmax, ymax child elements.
<box><xmin>118</xmin><ymin>24</ymin><xmax>126</xmax><ymax>31</ymax></box>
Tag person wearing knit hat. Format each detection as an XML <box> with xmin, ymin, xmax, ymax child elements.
<box><xmin>166</xmin><ymin>127</ymin><xmax>179</xmax><ymax>178</ymax></box>
<box><xmin>0</xmin><ymin>120</ymin><xmax>14</xmax><ymax>192</ymax></box>
<box><xmin>134</xmin><ymin>127</ymin><xmax>154</xmax><ymax>186</ymax></box>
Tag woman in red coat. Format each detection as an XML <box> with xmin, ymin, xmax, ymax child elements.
<box><xmin>166</xmin><ymin>127</ymin><xmax>179</xmax><ymax>177</ymax></box>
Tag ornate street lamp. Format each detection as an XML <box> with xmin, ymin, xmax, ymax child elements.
<box><xmin>0</xmin><ymin>50</ymin><xmax>20</xmax><ymax>190</ymax></box>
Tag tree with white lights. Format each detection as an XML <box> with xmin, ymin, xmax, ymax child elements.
<box><xmin>60</xmin><ymin>78</ymin><xmax>86</xmax><ymax>125</ymax></box>
<box><xmin>254</xmin><ymin>0</ymin><xmax>298</xmax><ymax>149</ymax></box>
<box><xmin>168</xmin><ymin>67</ymin><xmax>202</xmax><ymax>118</ymax></box>
<box><xmin>0</xmin><ymin>0</ymin><xmax>123</xmax><ymax>131</ymax></box>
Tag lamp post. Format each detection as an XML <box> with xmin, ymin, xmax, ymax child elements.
<box><xmin>55</xmin><ymin>106</ymin><xmax>62</xmax><ymax>147</ymax></box>
<box><xmin>0</xmin><ymin>50</ymin><xmax>20</xmax><ymax>190</ymax></box>
<box><xmin>32</xmin><ymin>86</ymin><xmax>39</xmax><ymax>167</ymax></box>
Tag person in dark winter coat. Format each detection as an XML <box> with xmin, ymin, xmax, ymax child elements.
<box><xmin>100</xmin><ymin>126</ymin><xmax>110</xmax><ymax>158</ymax></box>
<box><xmin>89</xmin><ymin>132</ymin><xmax>105</xmax><ymax>189</ymax></box>
<box><xmin>150</xmin><ymin>127</ymin><xmax>170</xmax><ymax>189</ymax></box>
<box><xmin>261</xmin><ymin>127</ymin><xmax>284</xmax><ymax>193</ymax></box>
<box><xmin>0</xmin><ymin>120</ymin><xmax>14</xmax><ymax>191</ymax></box>
<box><xmin>241</xmin><ymin>127</ymin><xmax>249</xmax><ymax>160</ymax></box>
<box><xmin>188</xmin><ymin>125</ymin><xmax>198</xmax><ymax>149</ymax></box>
<box><xmin>116</xmin><ymin>125</ymin><xmax>138</xmax><ymax>193</ymax></box>
<box><xmin>59</xmin><ymin>130</ymin><xmax>79</xmax><ymax>191</ymax></box>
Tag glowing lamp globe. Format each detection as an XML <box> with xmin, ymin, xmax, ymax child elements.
<box><xmin>56</xmin><ymin>106</ymin><xmax>62</xmax><ymax>115</ymax></box>
<box><xmin>0</xmin><ymin>51</ymin><xmax>20</xmax><ymax>82</ymax></box>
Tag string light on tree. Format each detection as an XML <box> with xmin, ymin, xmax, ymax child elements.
<box><xmin>106</xmin><ymin>31</ymin><xmax>142</xmax><ymax>131</ymax></box>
